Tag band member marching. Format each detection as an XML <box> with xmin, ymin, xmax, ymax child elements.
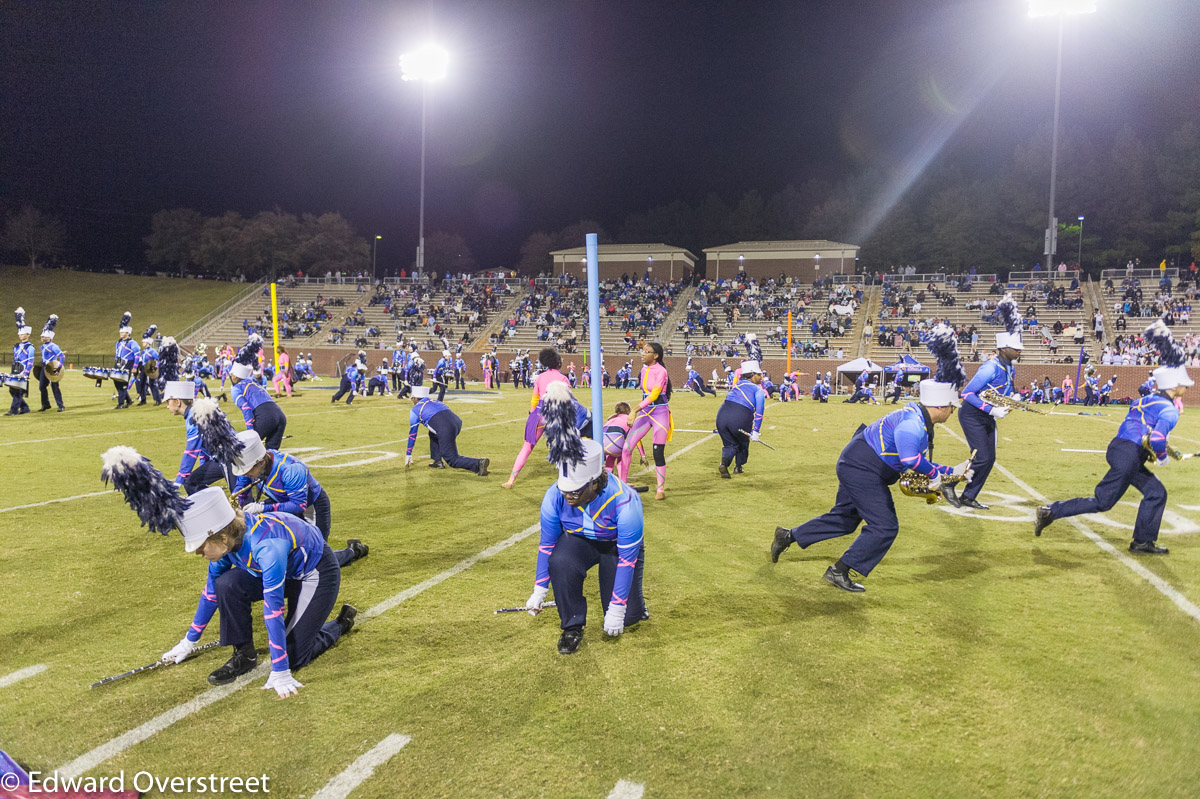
<box><xmin>716</xmin><ymin>358</ymin><xmax>766</xmax><ymax>478</ymax></box>
<box><xmin>137</xmin><ymin>325</ymin><xmax>163</xmax><ymax>406</ymax></box>
<box><xmin>229</xmin><ymin>334</ymin><xmax>288</xmax><ymax>448</ymax></box>
<box><xmin>770</xmin><ymin>325</ymin><xmax>974</xmax><ymax>593</ymax></box>
<box><xmin>1034</xmin><ymin>320</ymin><xmax>1193</xmax><ymax>554</ymax></box>
<box><xmin>954</xmin><ymin>293</ymin><xmax>1022</xmax><ymax>511</ymax></box>
<box><xmin>6</xmin><ymin>308</ymin><xmax>34</xmax><ymax>416</ymax></box>
<box><xmin>32</xmin><ymin>314</ymin><xmax>66</xmax><ymax>413</ymax></box>
<box><xmin>113</xmin><ymin>311</ymin><xmax>139</xmax><ymax>410</ymax></box>
<box><xmin>618</xmin><ymin>341</ymin><xmax>673</xmax><ymax>501</ymax></box>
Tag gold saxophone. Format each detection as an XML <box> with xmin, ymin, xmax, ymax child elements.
<box><xmin>981</xmin><ymin>387</ymin><xmax>1048</xmax><ymax>415</ymax></box>
<box><xmin>898</xmin><ymin>449</ymin><xmax>978</xmax><ymax>504</ymax></box>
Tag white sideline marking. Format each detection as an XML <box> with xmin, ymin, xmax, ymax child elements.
<box><xmin>0</xmin><ymin>491</ymin><xmax>113</xmax><ymax>515</ymax></box>
<box><xmin>940</xmin><ymin>425</ymin><xmax>1200</xmax><ymax>625</ymax></box>
<box><xmin>673</xmin><ymin>428</ymin><xmax>716</xmax><ymax>433</ymax></box>
<box><xmin>607</xmin><ymin>780</ymin><xmax>645</xmax><ymax>799</ymax></box>
<box><xmin>55</xmin><ymin>434</ymin><xmax>712</xmax><ymax>777</ymax></box>
<box><xmin>0</xmin><ymin>426</ymin><xmax>178</xmax><ymax>447</ymax></box>
<box><xmin>1062</xmin><ymin>448</ymin><xmax>1105</xmax><ymax>453</ymax></box>
<box><xmin>0</xmin><ymin>664</ymin><xmax>48</xmax><ymax>688</ymax></box>
<box><xmin>312</xmin><ymin>734</ymin><xmax>411</xmax><ymax>799</ymax></box>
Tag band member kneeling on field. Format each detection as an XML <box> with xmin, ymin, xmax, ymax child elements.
<box><xmin>229</xmin><ymin>334</ymin><xmax>288</xmax><ymax>448</ymax></box>
<box><xmin>162</xmin><ymin>340</ymin><xmax>231</xmax><ymax>495</ymax></box>
<box><xmin>404</xmin><ymin>386</ymin><xmax>490</xmax><ymax>475</ymax></box>
<box><xmin>227</xmin><ymin>429</ymin><xmax>367</xmax><ymax>568</ymax></box>
<box><xmin>526</xmin><ymin>383</ymin><xmax>647</xmax><ymax>654</ymax></box>
<box><xmin>1034</xmin><ymin>320</ymin><xmax>1192</xmax><ymax>553</ymax></box>
<box><xmin>101</xmin><ymin>447</ymin><xmax>357</xmax><ymax>697</ymax></box>
<box><xmin>770</xmin><ymin>325</ymin><xmax>973</xmax><ymax>593</ymax></box>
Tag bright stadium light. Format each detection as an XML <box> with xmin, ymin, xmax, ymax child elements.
<box><xmin>1028</xmin><ymin>0</ymin><xmax>1096</xmax><ymax>18</ymax></box>
<box><xmin>400</xmin><ymin>44</ymin><xmax>449</xmax><ymax>281</ymax></box>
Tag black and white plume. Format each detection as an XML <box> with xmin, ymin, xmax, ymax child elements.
<box><xmin>42</xmin><ymin>314</ymin><xmax>58</xmax><ymax>338</ymax></box>
<box><xmin>542</xmin><ymin>381</ymin><xmax>586</xmax><ymax>470</ymax></box>
<box><xmin>1144</xmin><ymin>319</ymin><xmax>1185</xmax><ymax>368</ymax></box>
<box><xmin>15</xmin><ymin>307</ymin><xmax>26</xmax><ymax>332</ymax></box>
<box><xmin>101</xmin><ymin>446</ymin><xmax>191</xmax><ymax>536</ymax></box>
<box><xmin>926</xmin><ymin>324</ymin><xmax>967</xmax><ymax>387</ymax></box>
<box><xmin>142</xmin><ymin>324</ymin><xmax>158</xmax><ymax>341</ymax></box>
<box><xmin>236</xmin><ymin>333</ymin><xmax>263</xmax><ymax>368</ymax></box>
<box><xmin>119</xmin><ymin>311</ymin><xmax>132</xmax><ymax>330</ymax></box>
<box><xmin>996</xmin><ymin>293</ymin><xmax>1022</xmax><ymax>334</ymax></box>
<box><xmin>159</xmin><ymin>336</ymin><xmax>182</xmax><ymax>382</ymax></box>
<box><xmin>744</xmin><ymin>332</ymin><xmax>762</xmax><ymax>362</ymax></box>
<box><xmin>190</xmin><ymin>397</ymin><xmax>245</xmax><ymax>465</ymax></box>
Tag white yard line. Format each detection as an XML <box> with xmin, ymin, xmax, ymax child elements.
<box><xmin>0</xmin><ymin>426</ymin><xmax>178</xmax><ymax>447</ymax></box>
<box><xmin>55</xmin><ymin>435</ymin><xmax>713</xmax><ymax>777</ymax></box>
<box><xmin>940</xmin><ymin>425</ymin><xmax>1200</xmax><ymax>625</ymax></box>
<box><xmin>606</xmin><ymin>780</ymin><xmax>645</xmax><ymax>799</ymax></box>
<box><xmin>0</xmin><ymin>664</ymin><xmax>48</xmax><ymax>688</ymax></box>
<box><xmin>1061</xmin><ymin>448</ymin><xmax>1106</xmax><ymax>453</ymax></box>
<box><xmin>0</xmin><ymin>491</ymin><xmax>114</xmax><ymax>515</ymax></box>
<box><xmin>311</xmin><ymin>734</ymin><xmax>412</xmax><ymax>799</ymax></box>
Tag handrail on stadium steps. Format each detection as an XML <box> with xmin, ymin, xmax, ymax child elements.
<box><xmin>1098</xmin><ymin>267</ymin><xmax>1180</xmax><ymax>282</ymax></box>
<box><xmin>176</xmin><ymin>279</ymin><xmax>268</xmax><ymax>344</ymax></box>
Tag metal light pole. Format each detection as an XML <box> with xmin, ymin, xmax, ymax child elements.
<box><xmin>1029</xmin><ymin>0</ymin><xmax>1096</xmax><ymax>270</ymax></box>
<box><xmin>401</xmin><ymin>45</ymin><xmax>449</xmax><ymax>283</ymax></box>
<box><xmin>372</xmin><ymin>235</ymin><xmax>381</xmax><ymax>280</ymax></box>
<box><xmin>1076</xmin><ymin>216</ymin><xmax>1084</xmax><ymax>270</ymax></box>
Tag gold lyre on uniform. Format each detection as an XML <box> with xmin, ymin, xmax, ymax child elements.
<box><xmin>898</xmin><ymin>449</ymin><xmax>978</xmax><ymax>504</ymax></box>
<box><xmin>980</xmin><ymin>387</ymin><xmax>1048</xmax><ymax>415</ymax></box>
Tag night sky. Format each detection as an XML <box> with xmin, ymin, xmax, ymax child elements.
<box><xmin>4</xmin><ymin>0</ymin><xmax>1199</xmax><ymax>272</ymax></box>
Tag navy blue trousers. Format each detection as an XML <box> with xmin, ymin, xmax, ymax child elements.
<box><xmin>8</xmin><ymin>386</ymin><xmax>30</xmax><ymax>414</ymax></box>
<box><xmin>958</xmin><ymin>403</ymin><xmax>996</xmax><ymax>502</ymax></box>
<box><xmin>716</xmin><ymin>402</ymin><xmax>754</xmax><ymax>467</ymax></box>
<box><xmin>427</xmin><ymin>410</ymin><xmax>483</xmax><ymax>473</ymax></box>
<box><xmin>332</xmin><ymin>376</ymin><xmax>355</xmax><ymax>404</ymax></box>
<box><xmin>253</xmin><ymin>402</ymin><xmax>287</xmax><ymax>449</ymax></box>
<box><xmin>214</xmin><ymin>544</ymin><xmax>343</xmax><ymax>671</ymax></box>
<box><xmin>548</xmin><ymin>533</ymin><xmax>645</xmax><ymax>630</ymax></box>
<box><xmin>183</xmin><ymin>460</ymin><xmax>231</xmax><ymax>496</ymax></box>
<box><xmin>788</xmin><ymin>433</ymin><xmax>901</xmax><ymax>576</ymax></box>
<box><xmin>1048</xmin><ymin>438</ymin><xmax>1167</xmax><ymax>543</ymax></box>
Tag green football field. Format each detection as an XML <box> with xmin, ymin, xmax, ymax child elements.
<box><xmin>2</xmin><ymin>374</ymin><xmax>1200</xmax><ymax>798</ymax></box>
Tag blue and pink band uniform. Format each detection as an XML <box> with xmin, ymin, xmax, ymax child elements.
<box><xmin>957</xmin><ymin>354</ymin><xmax>1014</xmax><ymax>503</ymax></box>
<box><xmin>234</xmin><ymin>374</ymin><xmax>287</xmax><ymax>446</ymax></box>
<box><xmin>407</xmin><ymin>395</ymin><xmax>488</xmax><ymax>474</ymax></box>
<box><xmin>716</xmin><ymin>376</ymin><xmax>765</xmax><ymax>472</ymax></box>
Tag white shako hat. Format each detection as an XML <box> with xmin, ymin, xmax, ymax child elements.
<box><xmin>918</xmin><ymin>324</ymin><xmax>965</xmax><ymax>408</ymax></box>
<box><xmin>557</xmin><ymin>438</ymin><xmax>604</xmax><ymax>492</ymax></box>
<box><xmin>1145</xmin><ymin>319</ymin><xmax>1194</xmax><ymax>390</ymax></box>
<box><xmin>740</xmin><ymin>360</ymin><xmax>761</xmax><ymax>374</ymax></box>
<box><xmin>178</xmin><ymin>487</ymin><xmax>237</xmax><ymax>552</ymax></box>
<box><xmin>995</xmin><ymin>293</ymin><xmax>1023</xmax><ymax>351</ymax></box>
<box><xmin>159</xmin><ymin>337</ymin><xmax>195</xmax><ymax>401</ymax></box>
<box><xmin>411</xmin><ymin>385</ymin><xmax>430</xmax><ymax>398</ymax></box>
<box><xmin>231</xmin><ymin>429</ymin><xmax>267</xmax><ymax>475</ymax></box>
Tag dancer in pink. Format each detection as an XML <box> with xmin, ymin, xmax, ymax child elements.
<box><xmin>602</xmin><ymin>402</ymin><xmax>647</xmax><ymax>472</ymax></box>
<box><xmin>619</xmin><ymin>342</ymin><xmax>673</xmax><ymax>500</ymax></box>
<box><xmin>273</xmin><ymin>346</ymin><xmax>293</xmax><ymax>398</ymax></box>
<box><xmin>502</xmin><ymin>348</ymin><xmax>570</xmax><ymax>489</ymax></box>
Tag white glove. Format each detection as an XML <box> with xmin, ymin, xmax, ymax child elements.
<box><xmin>405</xmin><ymin>454</ymin><xmax>413</xmax><ymax>467</ymax></box>
<box><xmin>603</xmin><ymin>604</ymin><xmax>627</xmax><ymax>637</ymax></box>
<box><xmin>988</xmin><ymin>406</ymin><xmax>1011</xmax><ymax>419</ymax></box>
<box><xmin>750</xmin><ymin>430</ymin><xmax>761</xmax><ymax>442</ymax></box>
<box><xmin>262</xmin><ymin>668</ymin><xmax>303</xmax><ymax>698</ymax></box>
<box><xmin>952</xmin><ymin>460</ymin><xmax>972</xmax><ymax>479</ymax></box>
<box><xmin>243</xmin><ymin>502</ymin><xmax>264</xmax><ymax>515</ymax></box>
<box><xmin>162</xmin><ymin>636</ymin><xmax>197</xmax><ymax>664</ymax></box>
<box><xmin>928</xmin><ymin>473</ymin><xmax>944</xmax><ymax>491</ymax></box>
<box><xmin>1155</xmin><ymin>456</ymin><xmax>1169</xmax><ymax>468</ymax></box>
<box><xmin>525</xmin><ymin>585</ymin><xmax>549</xmax><ymax>616</ymax></box>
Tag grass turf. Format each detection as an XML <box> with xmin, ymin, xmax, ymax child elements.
<box><xmin>2</xmin><ymin>375</ymin><xmax>1200</xmax><ymax>797</ymax></box>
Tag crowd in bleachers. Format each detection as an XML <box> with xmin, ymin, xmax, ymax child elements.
<box><xmin>678</xmin><ymin>274</ymin><xmax>859</xmax><ymax>347</ymax></box>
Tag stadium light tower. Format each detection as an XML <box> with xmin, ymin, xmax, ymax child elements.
<box><xmin>401</xmin><ymin>44</ymin><xmax>449</xmax><ymax>282</ymax></box>
<box><xmin>1028</xmin><ymin>0</ymin><xmax>1096</xmax><ymax>270</ymax></box>
<box><xmin>372</xmin><ymin>235</ymin><xmax>381</xmax><ymax>280</ymax></box>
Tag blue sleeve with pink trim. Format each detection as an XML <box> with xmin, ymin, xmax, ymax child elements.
<box><xmin>175</xmin><ymin>411</ymin><xmax>207</xmax><ymax>486</ymax></box>
<box><xmin>252</xmin><ymin>536</ymin><xmax>292</xmax><ymax>672</ymax></box>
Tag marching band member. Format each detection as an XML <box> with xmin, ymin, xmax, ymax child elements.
<box><xmin>37</xmin><ymin>314</ymin><xmax>66</xmax><ymax>413</ymax></box>
<box><xmin>137</xmin><ymin>325</ymin><xmax>163</xmax><ymax>406</ymax></box>
<box><xmin>525</xmin><ymin>383</ymin><xmax>647</xmax><ymax>654</ymax></box>
<box><xmin>404</xmin><ymin>386</ymin><xmax>490</xmax><ymax>475</ymax></box>
<box><xmin>226</xmin><ymin>428</ymin><xmax>368</xmax><ymax>567</ymax></box>
<box><xmin>717</xmin><ymin>358</ymin><xmax>765</xmax><ymax>478</ymax></box>
<box><xmin>618</xmin><ymin>341</ymin><xmax>673</xmax><ymax>501</ymax></box>
<box><xmin>1034</xmin><ymin>321</ymin><xmax>1192</xmax><ymax>554</ymax></box>
<box><xmin>272</xmin><ymin>346</ymin><xmax>293</xmax><ymax>398</ymax></box>
<box><xmin>954</xmin><ymin>293</ymin><xmax>1021</xmax><ymax>510</ymax></box>
<box><xmin>454</xmin><ymin>351</ymin><xmax>466</xmax><ymax>390</ymax></box>
<box><xmin>230</xmin><ymin>334</ymin><xmax>288</xmax><ymax>447</ymax></box>
<box><xmin>1082</xmin><ymin>364</ymin><xmax>1100</xmax><ymax>406</ymax></box>
<box><xmin>162</xmin><ymin>338</ymin><xmax>229</xmax><ymax>495</ymax></box>
<box><xmin>433</xmin><ymin>349</ymin><xmax>452</xmax><ymax>402</ymax></box>
<box><xmin>368</xmin><ymin>360</ymin><xmax>391</xmax><ymax>396</ymax></box>
<box><xmin>408</xmin><ymin>344</ymin><xmax>426</xmax><ymax>391</ymax></box>
<box><xmin>502</xmin><ymin>348</ymin><xmax>570</xmax><ymax>489</ymax></box>
<box><xmin>101</xmin><ymin>447</ymin><xmax>356</xmax><ymax>695</ymax></box>
<box><xmin>6</xmin><ymin>308</ymin><xmax>33</xmax><ymax>416</ymax></box>
<box><xmin>1099</xmin><ymin>374</ymin><xmax>1116</xmax><ymax>406</ymax></box>
<box><xmin>332</xmin><ymin>358</ymin><xmax>359</xmax><ymax>404</ymax></box>
<box><xmin>771</xmin><ymin>325</ymin><xmax>973</xmax><ymax>593</ymax></box>
<box><xmin>601</xmin><ymin>401</ymin><xmax>647</xmax><ymax>473</ymax></box>
<box><xmin>113</xmin><ymin>311</ymin><xmax>139</xmax><ymax>410</ymax></box>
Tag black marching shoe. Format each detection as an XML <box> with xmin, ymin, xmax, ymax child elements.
<box><xmin>335</xmin><ymin>604</ymin><xmax>358</xmax><ymax>635</ymax></box>
<box><xmin>477</xmin><ymin>457</ymin><xmax>490</xmax><ymax>477</ymax></box>
<box><xmin>771</xmin><ymin>526</ymin><xmax>793</xmax><ymax>563</ymax></box>
<box><xmin>718</xmin><ymin>464</ymin><xmax>731</xmax><ymax>479</ymax></box>
<box><xmin>941</xmin><ymin>482</ymin><xmax>964</xmax><ymax>508</ymax></box>
<box><xmin>347</xmin><ymin>539</ymin><xmax>369</xmax><ymax>561</ymax></box>
<box><xmin>1033</xmin><ymin>506</ymin><xmax>1054</xmax><ymax>537</ymax></box>
<box><xmin>207</xmin><ymin>649</ymin><xmax>258</xmax><ymax>685</ymax></box>
<box><xmin>733</xmin><ymin>465</ymin><xmax>744</xmax><ymax>474</ymax></box>
<box><xmin>428</xmin><ymin>461</ymin><xmax>446</xmax><ymax>469</ymax></box>
<box><xmin>1129</xmin><ymin>540</ymin><xmax>1169</xmax><ymax>555</ymax></box>
<box><xmin>557</xmin><ymin>628</ymin><xmax>584</xmax><ymax>655</ymax></box>
<box><xmin>57</xmin><ymin>406</ymin><xmax>65</xmax><ymax>412</ymax></box>
<box><xmin>960</xmin><ymin>498</ymin><xmax>989</xmax><ymax>510</ymax></box>
<box><xmin>823</xmin><ymin>565</ymin><xmax>866</xmax><ymax>593</ymax></box>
